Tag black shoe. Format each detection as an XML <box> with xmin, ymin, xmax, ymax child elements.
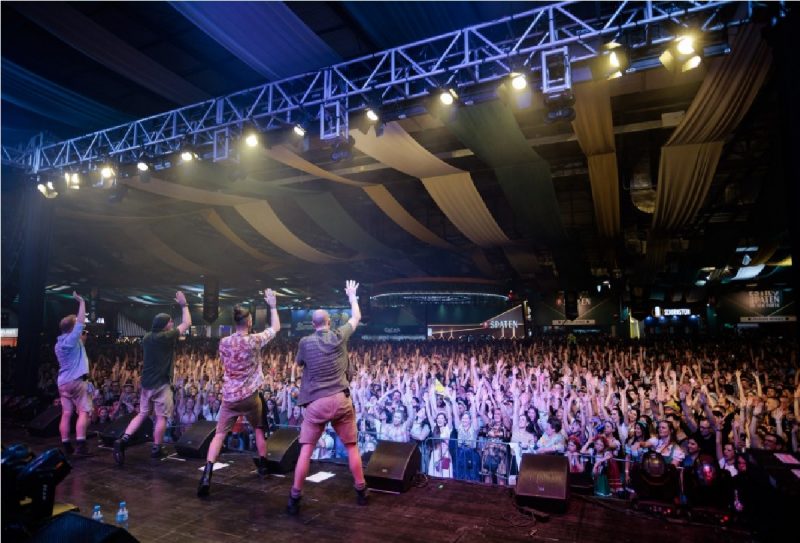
<box><xmin>356</xmin><ymin>487</ymin><xmax>369</xmax><ymax>506</ymax></box>
<box><xmin>150</xmin><ymin>446</ymin><xmax>167</xmax><ymax>459</ymax></box>
<box><xmin>74</xmin><ymin>441</ymin><xmax>94</xmax><ymax>457</ymax></box>
<box><xmin>253</xmin><ymin>456</ymin><xmax>270</xmax><ymax>477</ymax></box>
<box><xmin>286</xmin><ymin>494</ymin><xmax>301</xmax><ymax>515</ymax></box>
<box><xmin>198</xmin><ymin>463</ymin><xmax>213</xmax><ymax>497</ymax></box>
<box><xmin>113</xmin><ymin>439</ymin><xmax>127</xmax><ymax>466</ymax></box>
<box><xmin>62</xmin><ymin>441</ymin><xmax>74</xmax><ymax>455</ymax></box>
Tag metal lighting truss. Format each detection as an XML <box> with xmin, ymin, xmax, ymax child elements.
<box><xmin>3</xmin><ymin>1</ymin><xmax>761</xmax><ymax>174</ymax></box>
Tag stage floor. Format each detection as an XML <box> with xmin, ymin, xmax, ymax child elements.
<box><xmin>3</xmin><ymin>429</ymin><xmax>756</xmax><ymax>543</ymax></box>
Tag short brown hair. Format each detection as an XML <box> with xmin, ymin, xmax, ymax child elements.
<box><xmin>59</xmin><ymin>314</ymin><xmax>77</xmax><ymax>334</ymax></box>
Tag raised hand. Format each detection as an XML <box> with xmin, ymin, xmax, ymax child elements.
<box><xmin>175</xmin><ymin>291</ymin><xmax>187</xmax><ymax>307</ymax></box>
<box><xmin>72</xmin><ymin>291</ymin><xmax>84</xmax><ymax>303</ymax></box>
<box><xmin>264</xmin><ymin>288</ymin><xmax>277</xmax><ymax>308</ymax></box>
<box><xmin>344</xmin><ymin>280</ymin><xmax>359</xmax><ymax>299</ymax></box>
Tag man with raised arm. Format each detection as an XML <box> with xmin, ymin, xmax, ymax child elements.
<box><xmin>114</xmin><ymin>291</ymin><xmax>191</xmax><ymax>465</ymax></box>
<box><xmin>55</xmin><ymin>291</ymin><xmax>93</xmax><ymax>455</ymax></box>
<box><xmin>286</xmin><ymin>280</ymin><xmax>365</xmax><ymax>515</ymax></box>
<box><xmin>197</xmin><ymin>288</ymin><xmax>280</xmax><ymax>497</ymax></box>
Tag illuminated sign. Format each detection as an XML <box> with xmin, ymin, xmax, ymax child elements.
<box><xmin>741</xmin><ymin>316</ymin><xmax>796</xmax><ymax>323</ymax></box>
<box><xmin>747</xmin><ymin>290</ymin><xmax>782</xmax><ymax>310</ymax></box>
<box><xmin>488</xmin><ymin>320</ymin><xmax>519</xmax><ymax>329</ymax></box>
<box><xmin>663</xmin><ymin>308</ymin><xmax>691</xmax><ymax>316</ymax></box>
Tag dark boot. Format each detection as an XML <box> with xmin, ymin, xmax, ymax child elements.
<box><xmin>74</xmin><ymin>440</ymin><xmax>94</xmax><ymax>457</ymax></box>
<box><xmin>197</xmin><ymin>462</ymin><xmax>213</xmax><ymax>497</ymax></box>
<box><xmin>113</xmin><ymin>435</ymin><xmax>129</xmax><ymax>466</ymax></box>
<box><xmin>286</xmin><ymin>489</ymin><xmax>302</xmax><ymax>515</ymax></box>
<box><xmin>62</xmin><ymin>440</ymin><xmax>74</xmax><ymax>455</ymax></box>
<box><xmin>355</xmin><ymin>486</ymin><xmax>369</xmax><ymax>506</ymax></box>
<box><xmin>150</xmin><ymin>444</ymin><xmax>167</xmax><ymax>459</ymax></box>
<box><xmin>252</xmin><ymin>456</ymin><xmax>270</xmax><ymax>477</ymax></box>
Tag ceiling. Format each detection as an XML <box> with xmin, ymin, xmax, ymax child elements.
<box><xmin>1</xmin><ymin>2</ymin><xmax>794</xmax><ymax>308</ymax></box>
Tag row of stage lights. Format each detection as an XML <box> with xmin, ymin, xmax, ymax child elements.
<box><xmin>35</xmin><ymin>32</ymin><xmax>705</xmax><ymax>199</ymax></box>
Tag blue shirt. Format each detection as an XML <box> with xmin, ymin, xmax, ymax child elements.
<box><xmin>55</xmin><ymin>322</ymin><xmax>89</xmax><ymax>386</ymax></box>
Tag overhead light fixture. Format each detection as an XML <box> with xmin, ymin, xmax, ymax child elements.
<box><xmin>660</xmin><ymin>33</ymin><xmax>703</xmax><ymax>73</ymax></box>
<box><xmin>510</xmin><ymin>72</ymin><xmax>527</xmax><ymax>90</ymax></box>
<box><xmin>100</xmin><ymin>166</ymin><xmax>115</xmax><ymax>179</ymax></box>
<box><xmin>742</xmin><ymin>253</ymin><xmax>752</xmax><ymax>266</ymax></box>
<box><xmin>181</xmin><ymin>150</ymin><xmax>197</xmax><ymax>162</ymax></box>
<box><xmin>439</xmin><ymin>88</ymin><xmax>457</xmax><ymax>105</ymax></box>
<box><xmin>36</xmin><ymin>179</ymin><xmax>58</xmax><ymax>199</ymax></box>
<box><xmin>136</xmin><ymin>161</ymin><xmax>149</xmax><ymax>172</ymax></box>
<box><xmin>592</xmin><ymin>40</ymin><xmax>629</xmax><ymax>80</ymax></box>
<box><xmin>244</xmin><ymin>133</ymin><xmax>259</xmax><ymax>147</ymax></box>
<box><xmin>64</xmin><ymin>172</ymin><xmax>80</xmax><ymax>190</ymax></box>
<box><xmin>293</xmin><ymin>124</ymin><xmax>306</xmax><ymax>137</ymax></box>
<box><xmin>365</xmin><ymin>108</ymin><xmax>379</xmax><ymax>122</ymax></box>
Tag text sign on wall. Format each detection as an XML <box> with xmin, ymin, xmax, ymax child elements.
<box><xmin>747</xmin><ymin>291</ymin><xmax>782</xmax><ymax>309</ymax></box>
<box><xmin>663</xmin><ymin>308</ymin><xmax>691</xmax><ymax>316</ymax></box>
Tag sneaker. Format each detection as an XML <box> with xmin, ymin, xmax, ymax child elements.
<box><xmin>113</xmin><ymin>439</ymin><xmax>126</xmax><ymax>466</ymax></box>
<box><xmin>356</xmin><ymin>488</ymin><xmax>369</xmax><ymax>506</ymax></box>
<box><xmin>74</xmin><ymin>441</ymin><xmax>94</xmax><ymax>457</ymax></box>
<box><xmin>150</xmin><ymin>446</ymin><xmax>167</xmax><ymax>459</ymax></box>
<box><xmin>286</xmin><ymin>495</ymin><xmax>301</xmax><ymax>515</ymax></box>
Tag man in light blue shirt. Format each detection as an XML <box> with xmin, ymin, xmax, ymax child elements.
<box><xmin>55</xmin><ymin>291</ymin><xmax>93</xmax><ymax>455</ymax></box>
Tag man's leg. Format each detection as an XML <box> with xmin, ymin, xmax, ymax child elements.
<box><xmin>199</xmin><ymin>408</ymin><xmax>234</xmax><ymax>497</ymax></box>
<box><xmin>113</xmin><ymin>411</ymin><xmax>149</xmax><ymax>466</ymax></box>
<box><xmin>345</xmin><ymin>442</ymin><xmax>366</xmax><ymax>487</ymax></box>
<box><xmin>74</xmin><ymin>385</ymin><xmax>94</xmax><ymax>456</ymax></box>
<box><xmin>59</xmin><ymin>407</ymin><xmax>74</xmax><ymax>454</ymax></box>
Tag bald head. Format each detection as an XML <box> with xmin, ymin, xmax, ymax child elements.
<box><xmin>312</xmin><ymin>309</ymin><xmax>330</xmax><ymax>329</ymax></box>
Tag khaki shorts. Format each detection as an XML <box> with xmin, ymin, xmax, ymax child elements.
<box><xmin>139</xmin><ymin>384</ymin><xmax>174</xmax><ymax>418</ymax></box>
<box><xmin>300</xmin><ymin>392</ymin><xmax>357</xmax><ymax>445</ymax></box>
<box><xmin>216</xmin><ymin>392</ymin><xmax>264</xmax><ymax>435</ymax></box>
<box><xmin>58</xmin><ymin>378</ymin><xmax>93</xmax><ymax>414</ymax></box>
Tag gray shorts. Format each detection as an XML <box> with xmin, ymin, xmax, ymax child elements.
<box><xmin>139</xmin><ymin>384</ymin><xmax>174</xmax><ymax>418</ymax></box>
<box><xmin>58</xmin><ymin>378</ymin><xmax>93</xmax><ymax>414</ymax></box>
<box><xmin>216</xmin><ymin>392</ymin><xmax>264</xmax><ymax>435</ymax></box>
<box><xmin>300</xmin><ymin>392</ymin><xmax>357</xmax><ymax>445</ymax></box>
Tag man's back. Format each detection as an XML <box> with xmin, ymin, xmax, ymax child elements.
<box><xmin>296</xmin><ymin>324</ymin><xmax>354</xmax><ymax>406</ymax></box>
<box><xmin>141</xmin><ymin>329</ymin><xmax>179</xmax><ymax>389</ymax></box>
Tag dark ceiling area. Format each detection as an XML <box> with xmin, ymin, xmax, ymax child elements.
<box><xmin>1</xmin><ymin>2</ymin><xmax>796</xmax><ymax>309</ymax></box>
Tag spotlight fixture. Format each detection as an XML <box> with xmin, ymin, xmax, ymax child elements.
<box><xmin>180</xmin><ymin>150</ymin><xmax>198</xmax><ymax>162</ymax></box>
<box><xmin>293</xmin><ymin>124</ymin><xmax>306</xmax><ymax>137</ymax></box>
<box><xmin>659</xmin><ymin>34</ymin><xmax>703</xmax><ymax>73</ymax></box>
<box><xmin>439</xmin><ymin>88</ymin><xmax>458</xmax><ymax>105</ymax></box>
<box><xmin>365</xmin><ymin>108</ymin><xmax>379</xmax><ymax>122</ymax></box>
<box><xmin>64</xmin><ymin>172</ymin><xmax>80</xmax><ymax>189</ymax></box>
<box><xmin>100</xmin><ymin>165</ymin><xmax>115</xmax><ymax>179</ymax></box>
<box><xmin>593</xmin><ymin>40</ymin><xmax>629</xmax><ymax>80</ymax></box>
<box><xmin>136</xmin><ymin>161</ymin><xmax>149</xmax><ymax>172</ymax></box>
<box><xmin>244</xmin><ymin>133</ymin><xmax>259</xmax><ymax>147</ymax></box>
<box><xmin>36</xmin><ymin>179</ymin><xmax>58</xmax><ymax>199</ymax></box>
<box><xmin>510</xmin><ymin>72</ymin><xmax>528</xmax><ymax>90</ymax></box>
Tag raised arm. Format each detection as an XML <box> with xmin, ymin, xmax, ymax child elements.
<box><xmin>345</xmin><ymin>280</ymin><xmax>361</xmax><ymax>329</ymax></box>
<box><xmin>264</xmin><ymin>288</ymin><xmax>280</xmax><ymax>333</ymax></box>
<box><xmin>175</xmin><ymin>291</ymin><xmax>192</xmax><ymax>334</ymax></box>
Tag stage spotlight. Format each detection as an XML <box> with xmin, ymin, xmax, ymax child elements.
<box><xmin>293</xmin><ymin>124</ymin><xmax>306</xmax><ymax>137</ymax></box>
<box><xmin>439</xmin><ymin>88</ymin><xmax>457</xmax><ymax>105</ymax></box>
<box><xmin>660</xmin><ymin>34</ymin><xmax>703</xmax><ymax>73</ymax></box>
<box><xmin>244</xmin><ymin>133</ymin><xmax>259</xmax><ymax>147</ymax></box>
<box><xmin>136</xmin><ymin>161</ymin><xmax>149</xmax><ymax>172</ymax></box>
<box><xmin>510</xmin><ymin>72</ymin><xmax>527</xmax><ymax>90</ymax></box>
<box><xmin>36</xmin><ymin>181</ymin><xmax>58</xmax><ymax>199</ymax></box>
<box><xmin>181</xmin><ymin>150</ymin><xmax>198</xmax><ymax>162</ymax></box>
<box><xmin>64</xmin><ymin>172</ymin><xmax>81</xmax><ymax>189</ymax></box>
<box><xmin>100</xmin><ymin>165</ymin><xmax>115</xmax><ymax>179</ymax></box>
<box><xmin>366</xmin><ymin>108</ymin><xmax>379</xmax><ymax>122</ymax></box>
<box><xmin>591</xmin><ymin>40</ymin><xmax>629</xmax><ymax>80</ymax></box>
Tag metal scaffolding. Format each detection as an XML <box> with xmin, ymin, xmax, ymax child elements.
<box><xmin>3</xmin><ymin>1</ymin><xmax>758</xmax><ymax>174</ymax></box>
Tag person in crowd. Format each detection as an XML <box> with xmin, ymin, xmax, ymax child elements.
<box><xmin>114</xmin><ymin>291</ymin><xmax>191</xmax><ymax>465</ymax></box>
<box><xmin>198</xmin><ymin>289</ymin><xmax>280</xmax><ymax>496</ymax></box>
<box><xmin>286</xmin><ymin>280</ymin><xmax>365</xmax><ymax>515</ymax></box>
<box><xmin>55</xmin><ymin>292</ymin><xmax>93</xmax><ymax>456</ymax></box>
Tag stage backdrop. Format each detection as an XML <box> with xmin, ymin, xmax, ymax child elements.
<box><xmin>715</xmin><ymin>289</ymin><xmax>796</xmax><ymax>324</ymax></box>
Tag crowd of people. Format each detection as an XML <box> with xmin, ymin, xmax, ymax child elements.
<box><xmin>14</xmin><ymin>319</ymin><xmax>800</xmax><ymax>513</ymax></box>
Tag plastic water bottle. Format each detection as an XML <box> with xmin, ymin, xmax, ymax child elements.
<box><xmin>91</xmin><ymin>504</ymin><xmax>103</xmax><ymax>523</ymax></box>
<box><xmin>115</xmin><ymin>501</ymin><xmax>129</xmax><ymax>530</ymax></box>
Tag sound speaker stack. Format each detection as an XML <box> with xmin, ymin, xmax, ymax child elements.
<box><xmin>514</xmin><ymin>454</ymin><xmax>569</xmax><ymax>512</ymax></box>
<box><xmin>175</xmin><ymin>420</ymin><xmax>217</xmax><ymax>458</ymax></box>
<box><xmin>265</xmin><ymin>428</ymin><xmax>300</xmax><ymax>473</ymax></box>
<box><xmin>99</xmin><ymin>414</ymin><xmax>153</xmax><ymax>447</ymax></box>
<box><xmin>364</xmin><ymin>440</ymin><xmax>421</xmax><ymax>493</ymax></box>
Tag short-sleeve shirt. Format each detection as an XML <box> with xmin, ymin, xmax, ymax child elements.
<box><xmin>219</xmin><ymin>329</ymin><xmax>276</xmax><ymax>403</ymax></box>
<box><xmin>295</xmin><ymin>323</ymin><xmax>354</xmax><ymax>406</ymax></box>
<box><xmin>141</xmin><ymin>328</ymin><xmax>181</xmax><ymax>390</ymax></box>
<box><xmin>55</xmin><ymin>321</ymin><xmax>88</xmax><ymax>386</ymax></box>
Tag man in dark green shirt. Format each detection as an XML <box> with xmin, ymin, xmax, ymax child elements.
<box><xmin>114</xmin><ymin>291</ymin><xmax>191</xmax><ymax>465</ymax></box>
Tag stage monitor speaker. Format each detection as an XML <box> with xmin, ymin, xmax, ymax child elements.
<box><xmin>31</xmin><ymin>512</ymin><xmax>138</xmax><ymax>543</ymax></box>
<box><xmin>175</xmin><ymin>420</ymin><xmax>216</xmax><ymax>458</ymax></box>
<box><xmin>515</xmin><ymin>454</ymin><xmax>569</xmax><ymax>512</ymax></box>
<box><xmin>99</xmin><ymin>413</ymin><xmax>153</xmax><ymax>447</ymax></box>
<box><xmin>27</xmin><ymin>407</ymin><xmax>76</xmax><ymax>438</ymax></box>
<box><xmin>364</xmin><ymin>440</ymin><xmax>420</xmax><ymax>493</ymax></box>
<box><xmin>265</xmin><ymin>428</ymin><xmax>300</xmax><ymax>473</ymax></box>
<box><xmin>203</xmin><ymin>277</ymin><xmax>219</xmax><ymax>324</ymax></box>
<box><xmin>565</xmin><ymin>291</ymin><xmax>578</xmax><ymax>320</ymax></box>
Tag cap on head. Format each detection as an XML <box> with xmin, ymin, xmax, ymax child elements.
<box><xmin>152</xmin><ymin>313</ymin><xmax>171</xmax><ymax>332</ymax></box>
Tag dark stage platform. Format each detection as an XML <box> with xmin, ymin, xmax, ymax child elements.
<box><xmin>3</xmin><ymin>430</ymin><xmax>756</xmax><ymax>543</ymax></box>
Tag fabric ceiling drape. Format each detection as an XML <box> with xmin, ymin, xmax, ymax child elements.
<box><xmin>123</xmin><ymin>225</ymin><xmax>206</xmax><ymax>276</ymax></box>
<box><xmin>351</xmin><ymin>122</ymin><xmax>510</xmax><ymax>247</ymax></box>
<box><xmin>572</xmin><ymin>80</ymin><xmax>621</xmax><ymax>238</ymax></box>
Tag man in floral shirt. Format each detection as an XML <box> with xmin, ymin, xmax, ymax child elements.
<box><xmin>198</xmin><ymin>288</ymin><xmax>279</xmax><ymax>497</ymax></box>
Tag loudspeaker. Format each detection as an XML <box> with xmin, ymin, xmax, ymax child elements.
<box><xmin>203</xmin><ymin>277</ymin><xmax>219</xmax><ymax>324</ymax></box>
<box><xmin>27</xmin><ymin>407</ymin><xmax>76</xmax><ymax>437</ymax></box>
<box><xmin>31</xmin><ymin>512</ymin><xmax>138</xmax><ymax>542</ymax></box>
<box><xmin>515</xmin><ymin>454</ymin><xmax>569</xmax><ymax>511</ymax></box>
<box><xmin>265</xmin><ymin>428</ymin><xmax>300</xmax><ymax>473</ymax></box>
<box><xmin>565</xmin><ymin>291</ymin><xmax>578</xmax><ymax>320</ymax></box>
<box><xmin>175</xmin><ymin>420</ymin><xmax>216</xmax><ymax>458</ymax></box>
<box><xmin>99</xmin><ymin>414</ymin><xmax>153</xmax><ymax>447</ymax></box>
<box><xmin>364</xmin><ymin>440</ymin><xmax>420</xmax><ymax>493</ymax></box>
